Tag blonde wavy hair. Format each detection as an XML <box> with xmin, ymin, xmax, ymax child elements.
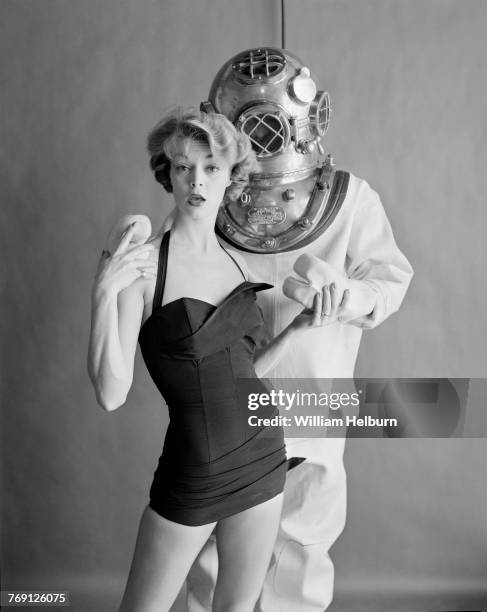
<box><xmin>147</xmin><ymin>107</ymin><xmax>257</xmax><ymax>202</ymax></box>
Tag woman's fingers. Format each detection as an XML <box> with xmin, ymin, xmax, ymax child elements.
<box><xmin>114</xmin><ymin>221</ymin><xmax>155</xmax><ymax>257</ymax></box>
<box><xmin>105</xmin><ymin>214</ymin><xmax>152</xmax><ymax>254</ymax></box>
<box><xmin>137</xmin><ymin>268</ymin><xmax>157</xmax><ymax>279</ymax></box>
<box><xmin>339</xmin><ymin>288</ymin><xmax>350</xmax><ymax>308</ymax></box>
<box><xmin>126</xmin><ymin>257</ymin><xmax>157</xmax><ymax>275</ymax></box>
<box><xmin>321</xmin><ymin>285</ymin><xmax>331</xmax><ymax>319</ymax></box>
<box><xmin>113</xmin><ymin>221</ymin><xmax>137</xmax><ymax>256</ymax></box>
<box><xmin>96</xmin><ymin>251</ymin><xmax>157</xmax><ymax>292</ymax></box>
<box><xmin>291</xmin><ymin>284</ymin><xmax>350</xmax><ymax>331</ymax></box>
<box><xmin>124</xmin><ymin>243</ymin><xmax>155</xmax><ymax>262</ymax></box>
<box><xmin>135</xmin><ymin>262</ymin><xmax>158</xmax><ymax>279</ymax></box>
<box><xmin>328</xmin><ymin>283</ymin><xmax>340</xmax><ymax>319</ymax></box>
<box><xmin>117</xmin><ymin>260</ymin><xmax>157</xmax><ymax>286</ymax></box>
<box><xmin>336</xmin><ymin>288</ymin><xmax>350</xmax><ymax>321</ymax></box>
<box><xmin>96</xmin><ymin>249</ymin><xmax>111</xmax><ymax>274</ymax></box>
<box><xmin>312</xmin><ymin>291</ymin><xmax>322</xmax><ymax>327</ymax></box>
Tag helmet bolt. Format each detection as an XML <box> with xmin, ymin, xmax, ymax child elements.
<box><xmin>299</xmin><ymin>140</ymin><xmax>316</xmax><ymax>154</ymax></box>
<box><xmin>283</xmin><ymin>188</ymin><xmax>296</xmax><ymax>201</ymax></box>
<box><xmin>240</xmin><ymin>191</ymin><xmax>252</xmax><ymax>205</ymax></box>
<box><xmin>299</xmin><ymin>217</ymin><xmax>311</xmax><ymax>228</ymax></box>
<box><xmin>325</xmin><ymin>154</ymin><xmax>335</xmax><ymax>167</ymax></box>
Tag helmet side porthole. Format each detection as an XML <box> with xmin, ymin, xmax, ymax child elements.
<box><xmin>310</xmin><ymin>91</ymin><xmax>332</xmax><ymax>137</ymax></box>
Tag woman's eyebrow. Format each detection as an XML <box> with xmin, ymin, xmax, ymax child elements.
<box><xmin>172</xmin><ymin>152</ymin><xmax>218</xmax><ymax>162</ymax></box>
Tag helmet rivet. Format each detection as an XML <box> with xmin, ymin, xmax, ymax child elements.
<box><xmin>299</xmin><ymin>217</ymin><xmax>311</xmax><ymax>228</ymax></box>
<box><xmin>317</xmin><ymin>181</ymin><xmax>329</xmax><ymax>191</ymax></box>
<box><xmin>283</xmin><ymin>189</ymin><xmax>296</xmax><ymax>201</ymax></box>
<box><xmin>262</xmin><ymin>238</ymin><xmax>277</xmax><ymax>249</ymax></box>
<box><xmin>223</xmin><ymin>224</ymin><xmax>235</xmax><ymax>235</ymax></box>
<box><xmin>240</xmin><ymin>191</ymin><xmax>252</xmax><ymax>205</ymax></box>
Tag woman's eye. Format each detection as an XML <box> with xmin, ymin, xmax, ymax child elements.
<box><xmin>207</xmin><ymin>165</ymin><xmax>220</xmax><ymax>173</ymax></box>
<box><xmin>175</xmin><ymin>165</ymin><xmax>190</xmax><ymax>173</ymax></box>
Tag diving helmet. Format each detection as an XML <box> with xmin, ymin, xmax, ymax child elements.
<box><xmin>201</xmin><ymin>47</ymin><xmax>348</xmax><ymax>253</ymax></box>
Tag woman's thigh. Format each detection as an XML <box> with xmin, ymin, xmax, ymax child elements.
<box><xmin>213</xmin><ymin>494</ymin><xmax>284</xmax><ymax>611</ymax></box>
<box><xmin>118</xmin><ymin>505</ymin><xmax>216</xmax><ymax>612</ymax></box>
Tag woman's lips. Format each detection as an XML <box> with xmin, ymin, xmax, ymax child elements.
<box><xmin>188</xmin><ymin>194</ymin><xmax>206</xmax><ymax>206</ymax></box>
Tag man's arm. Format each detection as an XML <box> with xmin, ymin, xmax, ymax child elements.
<box><xmin>283</xmin><ymin>178</ymin><xmax>413</xmax><ymax>328</ymax></box>
<box><xmin>344</xmin><ymin>179</ymin><xmax>413</xmax><ymax>328</ymax></box>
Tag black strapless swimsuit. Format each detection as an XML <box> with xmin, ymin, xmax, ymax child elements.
<box><xmin>138</xmin><ymin>231</ymin><xmax>287</xmax><ymax>526</ymax></box>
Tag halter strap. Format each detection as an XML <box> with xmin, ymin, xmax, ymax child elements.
<box><xmin>152</xmin><ymin>231</ymin><xmax>170</xmax><ymax>313</ymax></box>
<box><xmin>218</xmin><ymin>242</ymin><xmax>247</xmax><ymax>281</ymax></box>
<box><xmin>152</xmin><ymin>230</ymin><xmax>247</xmax><ymax>312</ymax></box>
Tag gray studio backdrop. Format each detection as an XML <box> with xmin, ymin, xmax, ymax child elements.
<box><xmin>2</xmin><ymin>1</ymin><xmax>486</xmax><ymax>611</ymax></box>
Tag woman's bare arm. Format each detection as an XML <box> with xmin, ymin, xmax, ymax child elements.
<box><xmin>254</xmin><ymin>293</ymin><xmax>325</xmax><ymax>377</ymax></box>
<box><xmin>88</xmin><ymin>283</ymin><xmax>145</xmax><ymax>411</ymax></box>
<box><xmin>87</xmin><ymin>223</ymin><xmax>156</xmax><ymax>411</ymax></box>
<box><xmin>253</xmin><ymin>324</ymin><xmax>299</xmax><ymax>378</ymax></box>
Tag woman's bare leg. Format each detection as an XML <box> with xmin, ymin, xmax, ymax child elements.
<box><xmin>212</xmin><ymin>494</ymin><xmax>283</xmax><ymax>612</ymax></box>
<box><xmin>118</xmin><ymin>505</ymin><xmax>216</xmax><ymax>612</ymax></box>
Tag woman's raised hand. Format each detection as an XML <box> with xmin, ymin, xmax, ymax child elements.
<box><xmin>93</xmin><ymin>222</ymin><xmax>157</xmax><ymax>298</ymax></box>
<box><xmin>106</xmin><ymin>214</ymin><xmax>152</xmax><ymax>253</ymax></box>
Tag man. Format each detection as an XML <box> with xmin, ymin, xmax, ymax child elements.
<box><xmin>110</xmin><ymin>47</ymin><xmax>413</xmax><ymax>611</ymax></box>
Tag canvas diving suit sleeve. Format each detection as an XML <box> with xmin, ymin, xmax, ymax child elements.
<box><xmin>345</xmin><ymin>179</ymin><xmax>413</xmax><ymax>329</ymax></box>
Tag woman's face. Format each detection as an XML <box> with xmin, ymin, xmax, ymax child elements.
<box><xmin>169</xmin><ymin>138</ymin><xmax>232</xmax><ymax>221</ymax></box>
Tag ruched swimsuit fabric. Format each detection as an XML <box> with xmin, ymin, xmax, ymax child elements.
<box><xmin>138</xmin><ymin>231</ymin><xmax>287</xmax><ymax>526</ymax></box>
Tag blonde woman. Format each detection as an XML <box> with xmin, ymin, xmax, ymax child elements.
<box><xmin>88</xmin><ymin>108</ymin><xmax>322</xmax><ymax>612</ymax></box>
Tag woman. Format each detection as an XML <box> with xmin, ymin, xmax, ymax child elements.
<box><xmin>88</xmin><ymin>108</ymin><xmax>324</xmax><ymax>612</ymax></box>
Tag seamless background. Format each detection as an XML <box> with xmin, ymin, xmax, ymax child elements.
<box><xmin>2</xmin><ymin>1</ymin><xmax>487</xmax><ymax>610</ymax></box>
